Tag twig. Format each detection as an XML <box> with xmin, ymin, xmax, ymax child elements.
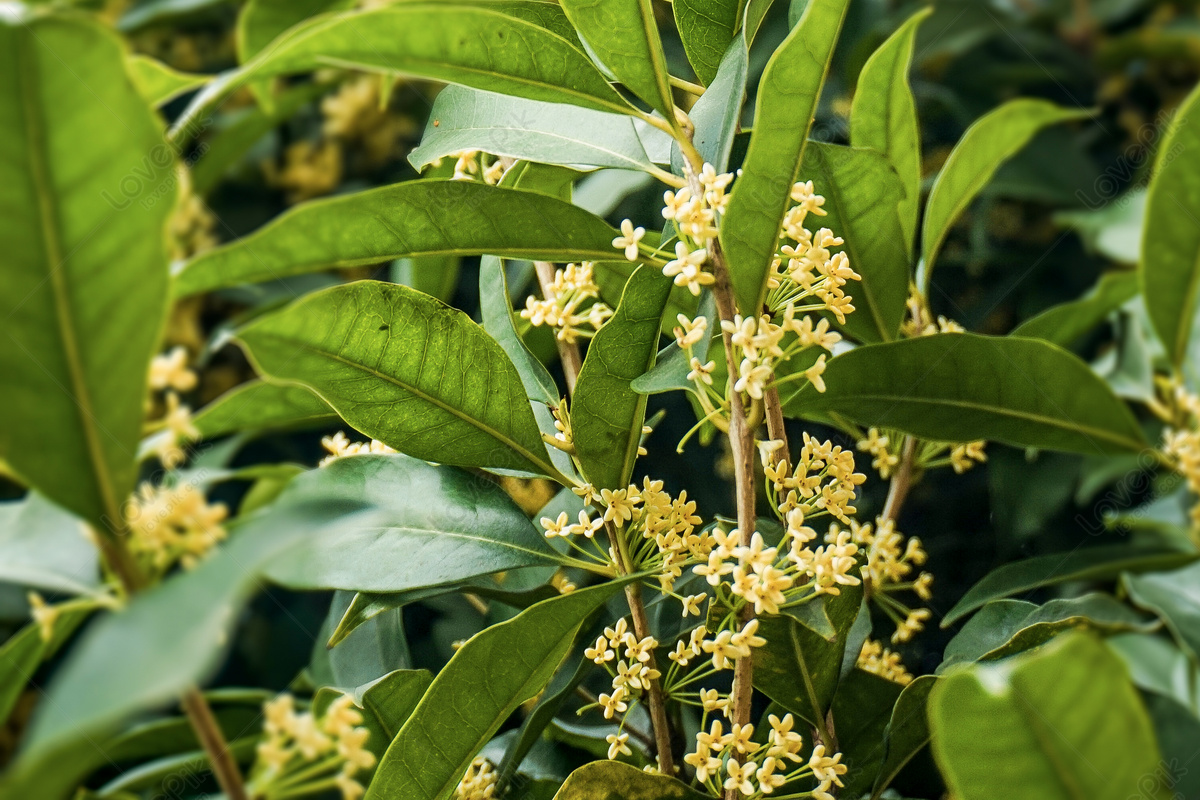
<box><xmin>881</xmin><ymin>437</ymin><xmax>918</xmax><ymax>524</ymax></box>
<box><xmin>764</xmin><ymin>385</ymin><xmax>791</xmax><ymax>473</ymax></box>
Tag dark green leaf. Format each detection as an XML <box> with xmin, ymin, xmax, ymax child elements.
<box><xmin>871</xmin><ymin>675</ymin><xmax>936</xmax><ymax>800</ymax></box>
<box><xmin>928</xmin><ymin>633</ymin><xmax>1162</xmax><ymax>800</ymax></box>
<box><xmin>753</xmin><ymin>584</ymin><xmax>863</xmax><ymax>728</ymax></box>
<box><xmin>672</xmin><ymin>0</ymin><xmax>739</xmax><ymax>86</ymax></box>
<box><xmin>943</xmin><ymin>545</ymin><xmax>1199</xmax><ymax>626</ymax></box>
<box><xmin>0</xmin><ymin>13</ymin><xmax>173</xmax><ymax>526</ymax></box>
<box><xmin>801</xmin><ymin>142</ymin><xmax>909</xmax><ymax>343</ymax></box>
<box><xmin>237</xmin><ymin>281</ymin><xmax>562</xmax><ymax>478</ymax></box>
<box><xmin>919</xmin><ymin>100</ymin><xmax>1091</xmax><ymax>292</ymax></box>
<box><xmin>785</xmin><ymin>333</ymin><xmax>1149</xmax><ymax>456</ymax></box>
<box><xmin>176</xmin><ymin>182</ymin><xmax>620</xmax><ymax>296</ymax></box>
<box><xmin>1012</xmin><ymin>271</ymin><xmax>1139</xmax><ymax>347</ymax></box>
<box><xmin>364</xmin><ymin>581</ymin><xmax>628</xmax><ymax>800</ymax></box>
<box><xmin>830</xmin><ymin>669</ymin><xmax>904</xmax><ymax>795</ymax></box>
<box><xmin>719</xmin><ymin>0</ymin><xmax>851</xmax><ymax>314</ymax></box>
<box><xmin>193</xmin><ymin>379</ymin><xmax>338</xmax><ymax>439</ymax></box>
<box><xmin>1141</xmin><ymin>81</ymin><xmax>1200</xmax><ymax>374</ymax></box>
<box><xmin>1141</xmin><ymin>692</ymin><xmax>1200</xmax><ymax>800</ymax></box>
<box><xmin>573</xmin><ymin>266</ymin><xmax>672</xmax><ymax>489</ymax></box>
<box><xmin>480</xmin><ymin>256</ymin><xmax>561</xmax><ymax>407</ymax></box>
<box><xmin>552</xmin><ymin>760</ymin><xmax>710</xmax><ymax>800</ymax></box>
<box><xmin>410</xmin><ymin>86</ymin><xmax>660</xmax><ymax>173</ymax></box>
<box><xmin>498</xmin><ymin>652</ymin><xmax>593</xmax><ymax>788</ymax></box>
<box><xmin>262</xmin><ymin>455</ymin><xmax>558</xmax><ymax>591</ymax></box>
<box><xmin>631</xmin><ymin>290</ymin><xmax>716</xmax><ymax>395</ymax></box>
<box><xmin>559</xmin><ymin>0</ymin><xmax>674</xmax><ymax>118</ymax></box>
<box><xmin>850</xmin><ymin>8</ymin><xmax>930</xmax><ymax>254</ymax></box>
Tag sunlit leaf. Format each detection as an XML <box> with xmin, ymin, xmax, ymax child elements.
<box><xmin>193</xmin><ymin>379</ymin><xmax>338</xmax><ymax>439</ymax></box>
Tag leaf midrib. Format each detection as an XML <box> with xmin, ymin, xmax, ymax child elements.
<box><xmin>343</xmin><ymin>524</ymin><xmax>557</xmax><ymax>563</ymax></box>
<box><xmin>17</xmin><ymin>31</ymin><xmax>121</xmax><ymax>525</ymax></box>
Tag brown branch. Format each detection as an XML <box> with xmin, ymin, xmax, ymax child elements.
<box><xmin>881</xmin><ymin>437</ymin><xmax>918</xmax><ymax>524</ymax></box>
<box><xmin>763</xmin><ymin>385</ymin><xmax>791</xmax><ymax>473</ymax></box>
<box><xmin>534</xmin><ymin>261</ymin><xmax>582</xmax><ymax>397</ymax></box>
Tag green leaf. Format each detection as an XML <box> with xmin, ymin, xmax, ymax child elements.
<box><xmin>410</xmin><ymin>86</ymin><xmax>660</xmax><ymax>173</ymax></box>
<box><xmin>631</xmin><ymin>290</ymin><xmax>717</xmax><ymax>395</ymax></box>
<box><xmin>1054</xmin><ymin>190</ymin><xmax>1145</xmax><ymax>266</ymax></box>
<box><xmin>0</xmin><ymin>12</ymin><xmax>173</xmax><ymax>527</ymax></box>
<box><xmin>236</xmin><ymin>281</ymin><xmax>561</xmax><ymax>478</ymax></box>
<box><xmin>3</xmin><ymin>499</ymin><xmax>370</xmax><ymax>800</ymax></box>
<box><xmin>126</xmin><ymin>55</ymin><xmax>210</xmax><ymax>106</ymax></box>
<box><xmin>672</xmin><ymin>0</ymin><xmax>740</xmax><ymax>86</ymax></box>
<box><xmin>719</xmin><ymin>0</ymin><xmax>851</xmax><ymax>314</ymax></box>
<box><xmin>850</xmin><ymin>8</ymin><xmax>930</xmax><ymax>254</ymax></box>
<box><xmin>940</xmin><ymin>593</ymin><xmax>1158</xmax><ymax>672</ymax></box>
<box><xmin>1012</xmin><ymin>271</ymin><xmax>1139</xmax><ymax>347</ymax></box>
<box><xmin>559</xmin><ymin>0</ymin><xmax>674</xmax><ymax>118</ymax></box>
<box><xmin>480</xmin><ymin>256</ymin><xmax>560</xmax><ymax>407</ymax></box>
<box><xmin>929</xmin><ymin>633</ymin><xmax>1162</xmax><ymax>800</ymax></box>
<box><xmin>552</xmin><ymin>760</ymin><xmax>710</xmax><ymax>800</ymax></box>
<box><xmin>391</xmin><ymin>254</ymin><xmax>461</xmax><ymax>304</ymax></box>
<box><xmin>785</xmin><ymin>333</ymin><xmax>1149</xmax><ymax>456</ymax></box>
<box><xmin>0</xmin><ymin>493</ymin><xmax>100</xmax><ymax>595</ymax></box>
<box><xmin>830</xmin><ymin>669</ymin><xmax>904</xmax><ymax>795</ymax></box>
<box><xmin>174</xmin><ymin>2</ymin><xmax>631</xmax><ymax>137</ymax></box>
<box><xmin>262</xmin><ymin>455</ymin><xmax>558</xmax><ymax>591</ymax></box>
<box><xmin>175</xmin><ymin>182</ymin><xmax>620</xmax><ymax>296</ymax></box>
<box><xmin>943</xmin><ymin>545</ymin><xmax>1199</xmax><ymax>626</ymax></box>
<box><xmin>573</xmin><ymin>266</ymin><xmax>673</xmax><ymax>489</ymax></box>
<box><xmin>1124</xmin><ymin>561</ymin><xmax>1200</xmax><ymax>659</ymax></box>
<box><xmin>871</xmin><ymin>675</ymin><xmax>936</xmax><ymax>800</ymax></box>
<box><xmin>0</xmin><ymin>603</ymin><xmax>96</xmax><ymax>728</ymax></box>
<box><xmin>498</xmin><ymin>650</ymin><xmax>592</xmax><ymax>787</ymax></box>
<box><xmin>752</xmin><ymin>585</ymin><xmax>863</xmax><ymax>728</ymax></box>
<box><xmin>236</xmin><ymin>0</ymin><xmax>355</xmax><ymax>62</ymax></box>
<box><xmin>801</xmin><ymin>142</ymin><xmax>910</xmax><ymax>343</ymax></box>
<box><xmin>356</xmin><ymin>669</ymin><xmax>434</xmax><ymax>759</ymax></box>
<box><xmin>919</xmin><ymin>100</ymin><xmax>1092</xmax><ymax>292</ymax></box>
<box><xmin>312</xmin><ymin>590</ymin><xmax>410</xmax><ymax>689</ymax></box>
<box><xmin>364</xmin><ymin>581</ymin><xmax>627</xmax><ymax>800</ymax></box>
<box><xmin>1141</xmin><ymin>81</ymin><xmax>1200</xmax><ymax>375</ymax></box>
<box><xmin>1142</xmin><ymin>692</ymin><xmax>1200</xmax><ymax>799</ymax></box>
<box><xmin>193</xmin><ymin>379</ymin><xmax>338</xmax><ymax>439</ymax></box>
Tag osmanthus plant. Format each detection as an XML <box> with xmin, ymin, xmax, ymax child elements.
<box><xmin>3</xmin><ymin>1</ymin><xmax>1200</xmax><ymax>800</ymax></box>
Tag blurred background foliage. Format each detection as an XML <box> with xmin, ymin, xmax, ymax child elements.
<box><xmin>4</xmin><ymin>0</ymin><xmax>1200</xmax><ymax>793</ymax></box>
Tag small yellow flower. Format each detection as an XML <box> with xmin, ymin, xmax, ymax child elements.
<box><xmin>612</xmin><ymin>219</ymin><xmax>646</xmax><ymax>261</ymax></box>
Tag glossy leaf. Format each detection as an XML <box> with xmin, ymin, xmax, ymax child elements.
<box><xmin>801</xmin><ymin>142</ymin><xmax>909</xmax><ymax>342</ymax></box>
<box><xmin>785</xmin><ymin>333</ymin><xmax>1149</xmax><ymax>456</ymax></box>
<box><xmin>831</xmin><ymin>669</ymin><xmax>905</xmax><ymax>796</ymax></box>
<box><xmin>940</xmin><ymin>593</ymin><xmax>1157</xmax><ymax>672</ymax></box>
<box><xmin>553</xmin><ymin>760</ymin><xmax>710</xmax><ymax>800</ymax></box>
<box><xmin>236</xmin><ymin>281</ymin><xmax>562</xmax><ymax>478</ymax></box>
<box><xmin>573</xmin><ymin>266</ymin><xmax>673</xmax><ymax>489</ymax></box>
<box><xmin>920</xmin><ymin>100</ymin><xmax>1091</xmax><ymax>291</ymax></box>
<box><xmin>1124</xmin><ymin>561</ymin><xmax>1200</xmax><ymax>659</ymax></box>
<box><xmin>0</xmin><ymin>493</ymin><xmax>100</xmax><ymax>595</ymax></box>
<box><xmin>127</xmin><ymin>55</ymin><xmax>209</xmax><ymax>106</ymax></box>
<box><xmin>174</xmin><ymin>2</ymin><xmax>631</xmax><ymax>137</ymax></box>
<box><xmin>720</xmin><ymin>0</ymin><xmax>851</xmax><ymax>314</ymax></box>
<box><xmin>4</xmin><ymin>500</ymin><xmax>371</xmax><ymax>800</ymax></box>
<box><xmin>1012</xmin><ymin>270</ymin><xmax>1139</xmax><ymax>347</ymax></box>
<box><xmin>410</xmin><ymin>86</ymin><xmax>659</xmax><ymax>173</ymax></box>
<box><xmin>632</xmin><ymin>290</ymin><xmax>717</xmax><ymax>395</ymax></box>
<box><xmin>193</xmin><ymin>379</ymin><xmax>338</xmax><ymax>439</ymax></box>
<box><xmin>943</xmin><ymin>545</ymin><xmax>1198</xmax><ymax>626</ymax></box>
<box><xmin>479</xmin><ymin>256</ymin><xmax>560</xmax><ymax>407</ymax></box>
<box><xmin>673</xmin><ymin>0</ymin><xmax>740</xmax><ymax>86</ymax></box>
<box><xmin>871</xmin><ymin>675</ymin><xmax>936</xmax><ymax>800</ymax></box>
<box><xmin>175</xmin><ymin>182</ymin><xmax>620</xmax><ymax>296</ymax></box>
<box><xmin>498</xmin><ymin>648</ymin><xmax>592</xmax><ymax>787</ymax></box>
<box><xmin>237</xmin><ymin>0</ymin><xmax>355</xmax><ymax>62</ymax></box>
<box><xmin>364</xmin><ymin>581</ymin><xmax>627</xmax><ymax>800</ymax></box>
<box><xmin>312</xmin><ymin>591</ymin><xmax>409</xmax><ymax>689</ymax></box>
<box><xmin>0</xmin><ymin>13</ymin><xmax>173</xmax><ymax>526</ymax></box>
<box><xmin>850</xmin><ymin>8</ymin><xmax>930</xmax><ymax>253</ymax></box>
<box><xmin>929</xmin><ymin>633</ymin><xmax>1162</xmax><ymax>800</ymax></box>
<box><xmin>753</xmin><ymin>585</ymin><xmax>863</xmax><ymax>728</ymax></box>
<box><xmin>559</xmin><ymin>0</ymin><xmax>674</xmax><ymax>118</ymax></box>
<box><xmin>262</xmin><ymin>455</ymin><xmax>558</xmax><ymax>591</ymax></box>
<box><xmin>1141</xmin><ymin>81</ymin><xmax>1200</xmax><ymax>374</ymax></box>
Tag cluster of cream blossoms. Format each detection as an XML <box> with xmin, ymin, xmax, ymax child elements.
<box><xmin>685</xmin><ymin>713</ymin><xmax>847</xmax><ymax>800</ymax></box>
<box><xmin>251</xmin><ymin>694</ymin><xmax>375</xmax><ymax>800</ymax></box>
<box><xmin>453</xmin><ymin>757</ymin><xmax>499</xmax><ymax>800</ymax></box>
<box><xmin>146</xmin><ymin>346</ymin><xmax>201</xmax><ymax>469</ymax></box>
<box><xmin>320</xmin><ymin>431</ymin><xmax>398</xmax><ymax>466</ymax></box>
<box><xmin>842</xmin><ymin>516</ymin><xmax>933</xmax><ymax>644</ymax></box>
<box><xmin>856</xmin><ymin>427</ymin><xmax>986</xmax><ymax>480</ymax></box>
<box><xmin>520</xmin><ymin>261</ymin><xmax>614</xmax><ymax>343</ymax></box>
<box><xmin>856</xmin><ymin>638</ymin><xmax>915</xmax><ymax>685</ymax></box>
<box><xmin>449</xmin><ymin>149</ymin><xmax>507</xmax><ymax>185</ymax></box>
<box><xmin>123</xmin><ymin>482</ymin><xmax>228</xmax><ymax>577</ymax></box>
<box><xmin>1158</xmin><ymin>383</ymin><xmax>1200</xmax><ymax>534</ymax></box>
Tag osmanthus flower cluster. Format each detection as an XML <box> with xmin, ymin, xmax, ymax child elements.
<box><xmin>519</xmin><ymin>261</ymin><xmax>614</xmax><ymax>343</ymax></box>
<box><xmin>122</xmin><ymin>482</ymin><xmax>228</xmax><ymax>579</ymax></box>
<box><xmin>855</xmin><ymin>427</ymin><xmax>987</xmax><ymax>480</ymax></box>
<box><xmin>320</xmin><ymin>431</ymin><xmax>398</xmax><ymax>466</ymax></box>
<box><xmin>453</xmin><ymin>757</ymin><xmax>499</xmax><ymax>800</ymax></box>
<box><xmin>248</xmin><ymin>693</ymin><xmax>375</xmax><ymax>800</ymax></box>
<box><xmin>145</xmin><ymin>346</ymin><xmax>201</xmax><ymax>469</ymax></box>
<box><xmin>1153</xmin><ymin>381</ymin><xmax>1200</xmax><ymax>536</ymax></box>
<box><xmin>856</xmin><ymin>638</ymin><xmax>915</xmax><ymax>685</ymax></box>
